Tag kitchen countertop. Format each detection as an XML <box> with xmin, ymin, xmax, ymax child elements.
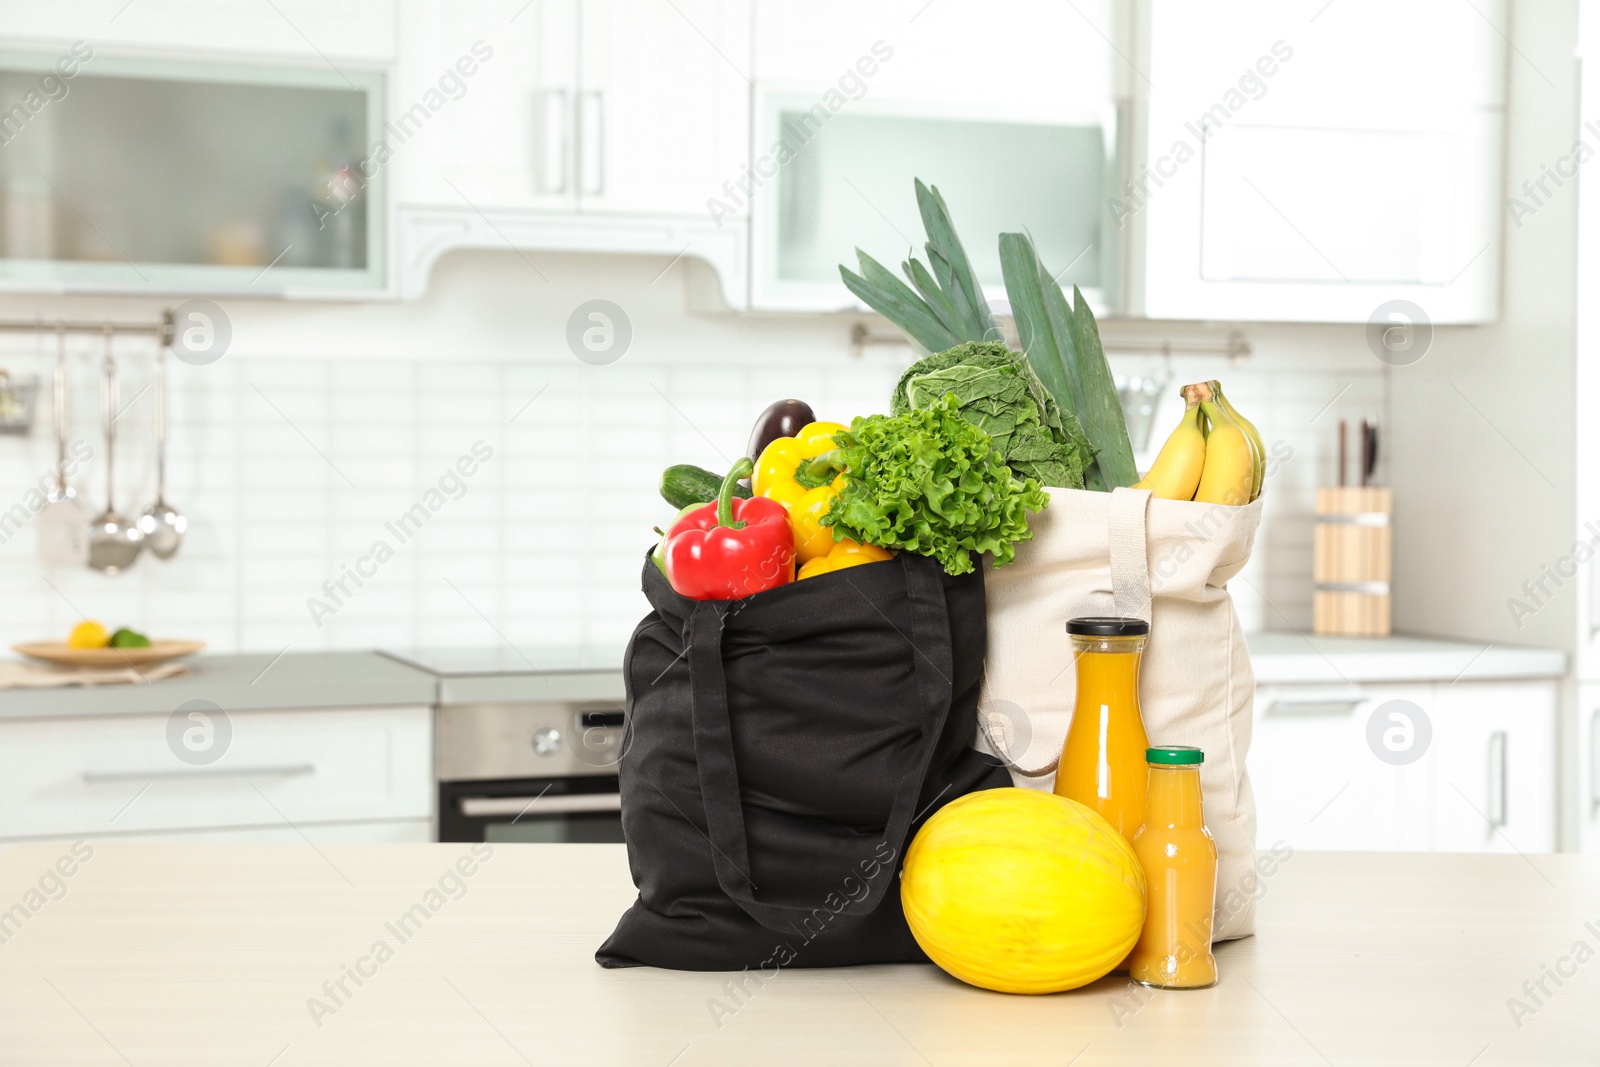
<box><xmin>1245</xmin><ymin>631</ymin><xmax>1567</xmax><ymax>685</ymax></box>
<box><xmin>1</xmin><ymin>632</ymin><xmax>1563</xmax><ymax>720</ymax></box>
<box><xmin>0</xmin><ymin>845</ymin><xmax>1591</xmax><ymax>1065</ymax></box>
<box><xmin>0</xmin><ymin>651</ymin><xmax>438</xmax><ymax>720</ymax></box>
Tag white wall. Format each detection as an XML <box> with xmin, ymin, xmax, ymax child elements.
<box><xmin>0</xmin><ymin>246</ymin><xmax>1389</xmax><ymax>655</ymax></box>
<box><xmin>1390</xmin><ymin>0</ymin><xmax>1581</xmax><ymax>655</ymax></box>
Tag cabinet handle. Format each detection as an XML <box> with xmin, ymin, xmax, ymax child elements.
<box><xmin>1486</xmin><ymin>731</ymin><xmax>1508</xmax><ymax>828</ymax></box>
<box><xmin>81</xmin><ymin>764</ymin><xmax>315</xmax><ymax>784</ymax></box>
<box><xmin>536</xmin><ymin>88</ymin><xmax>571</xmax><ymax>194</ymax></box>
<box><xmin>459</xmin><ymin>793</ymin><xmax>620</xmax><ymax>817</ymax></box>
<box><xmin>1264</xmin><ymin>697</ymin><xmax>1363</xmax><ymax>717</ymax></box>
<box><xmin>579</xmin><ymin>89</ymin><xmax>605</xmax><ymax>196</ymax></box>
<box><xmin>1590</xmin><ymin>708</ymin><xmax>1600</xmax><ymax>810</ymax></box>
<box><xmin>1591</xmin><ymin>557</ymin><xmax>1600</xmax><ymax>640</ymax></box>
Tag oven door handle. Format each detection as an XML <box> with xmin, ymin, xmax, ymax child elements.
<box><xmin>458</xmin><ymin>793</ymin><xmax>622</xmax><ymax>817</ymax></box>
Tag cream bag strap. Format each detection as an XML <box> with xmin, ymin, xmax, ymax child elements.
<box><xmin>1108</xmin><ymin>486</ymin><xmax>1154</xmax><ymax>624</ymax></box>
<box><xmin>979</xmin><ymin>486</ymin><xmax>1154</xmax><ymax>776</ymax></box>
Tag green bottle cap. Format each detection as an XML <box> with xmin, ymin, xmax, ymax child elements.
<box><xmin>1147</xmin><ymin>745</ymin><xmax>1204</xmax><ymax>765</ymax></box>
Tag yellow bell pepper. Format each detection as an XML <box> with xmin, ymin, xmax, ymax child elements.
<box><xmin>752</xmin><ymin>421</ymin><xmax>850</xmax><ymax>563</ymax></box>
<box><xmin>797</xmin><ymin>540</ymin><xmax>893</xmax><ymax>580</ymax></box>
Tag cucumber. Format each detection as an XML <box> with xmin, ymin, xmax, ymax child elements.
<box><xmin>660</xmin><ymin>464</ymin><xmax>752</xmax><ymax>509</ymax></box>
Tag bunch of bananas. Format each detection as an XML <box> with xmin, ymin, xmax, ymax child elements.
<box><xmin>1133</xmin><ymin>381</ymin><xmax>1265</xmax><ymax>505</ymax></box>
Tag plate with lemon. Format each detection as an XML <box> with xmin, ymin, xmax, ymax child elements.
<box><xmin>12</xmin><ymin>621</ymin><xmax>204</xmax><ymax>667</ymax></box>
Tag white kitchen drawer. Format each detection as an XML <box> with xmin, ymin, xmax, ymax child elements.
<box><xmin>0</xmin><ymin>706</ymin><xmax>431</xmax><ymax>841</ymax></box>
<box><xmin>1250</xmin><ymin>683</ymin><xmax>1435</xmax><ymax>852</ymax></box>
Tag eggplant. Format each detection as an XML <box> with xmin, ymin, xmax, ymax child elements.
<box><xmin>747</xmin><ymin>399</ymin><xmax>817</xmax><ymax>462</ymax></box>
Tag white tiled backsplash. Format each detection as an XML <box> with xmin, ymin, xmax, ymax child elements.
<box><xmin>0</xmin><ymin>251</ymin><xmax>1385</xmax><ymax>654</ymax></box>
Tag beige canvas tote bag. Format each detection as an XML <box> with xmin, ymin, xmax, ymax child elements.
<box><xmin>978</xmin><ymin>485</ymin><xmax>1264</xmax><ymax>941</ymax></box>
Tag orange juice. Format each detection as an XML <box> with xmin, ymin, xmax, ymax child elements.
<box><xmin>1053</xmin><ymin>617</ymin><xmax>1150</xmax><ymax>841</ymax></box>
<box><xmin>1128</xmin><ymin>746</ymin><xmax>1218</xmax><ymax>989</ymax></box>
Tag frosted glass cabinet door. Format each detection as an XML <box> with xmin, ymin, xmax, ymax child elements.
<box><xmin>750</xmin><ymin>102</ymin><xmax>1116</xmax><ymax>311</ymax></box>
<box><xmin>0</xmin><ymin>53</ymin><xmax>386</xmax><ymax>295</ymax></box>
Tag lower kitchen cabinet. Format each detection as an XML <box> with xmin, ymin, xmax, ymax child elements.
<box><xmin>1250</xmin><ymin>679</ymin><xmax>1556</xmax><ymax>852</ymax></box>
<box><xmin>0</xmin><ymin>706</ymin><xmax>432</xmax><ymax>844</ymax></box>
<box><xmin>1428</xmin><ymin>682</ymin><xmax>1556</xmax><ymax>853</ymax></box>
<box><xmin>1578</xmin><ymin>683</ymin><xmax>1600</xmax><ymax>853</ymax></box>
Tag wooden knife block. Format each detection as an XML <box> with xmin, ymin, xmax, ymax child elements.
<box><xmin>1313</xmin><ymin>487</ymin><xmax>1392</xmax><ymax>636</ymax></box>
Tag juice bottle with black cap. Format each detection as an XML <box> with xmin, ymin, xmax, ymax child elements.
<box><xmin>1128</xmin><ymin>745</ymin><xmax>1219</xmax><ymax>989</ymax></box>
<box><xmin>1053</xmin><ymin>616</ymin><xmax>1151</xmax><ymax>841</ymax></box>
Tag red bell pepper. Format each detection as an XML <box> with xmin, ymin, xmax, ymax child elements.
<box><xmin>663</xmin><ymin>458</ymin><xmax>795</xmax><ymax>600</ymax></box>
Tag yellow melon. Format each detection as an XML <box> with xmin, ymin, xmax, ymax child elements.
<box><xmin>901</xmin><ymin>787</ymin><xmax>1147</xmax><ymax>994</ymax></box>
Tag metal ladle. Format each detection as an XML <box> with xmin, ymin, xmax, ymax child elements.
<box><xmin>138</xmin><ymin>343</ymin><xmax>185</xmax><ymax>558</ymax></box>
<box><xmin>87</xmin><ymin>327</ymin><xmax>143</xmax><ymax>574</ymax></box>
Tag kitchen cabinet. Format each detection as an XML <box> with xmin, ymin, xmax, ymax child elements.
<box><xmin>0</xmin><ymin>706</ymin><xmax>431</xmax><ymax>843</ymax></box>
<box><xmin>1251</xmin><ymin>683</ymin><xmax>1434</xmax><ymax>851</ymax></box>
<box><xmin>574</xmin><ymin>0</ymin><xmax>750</xmax><ymax>216</ymax></box>
<box><xmin>1250</xmin><ymin>679</ymin><xmax>1556</xmax><ymax>851</ymax></box>
<box><xmin>1135</xmin><ymin>0</ymin><xmax>1506</xmax><ymax>323</ymax></box>
<box><xmin>1429</xmin><ymin>682</ymin><xmax>1557</xmax><ymax>853</ymax></box>
<box><xmin>393</xmin><ymin>0</ymin><xmax>575</xmax><ymax>212</ymax></box>
<box><xmin>0</xmin><ymin>0</ymin><xmax>396</xmax><ymax>62</ymax></box>
<box><xmin>1579</xmin><ymin>683</ymin><xmax>1600</xmax><ymax>852</ymax></box>
<box><xmin>392</xmin><ymin>0</ymin><xmax>750</xmax><ymax>302</ymax></box>
<box><xmin>396</xmin><ymin>0</ymin><xmax>745</xmax><ymax>215</ymax></box>
<box><xmin>746</xmin><ymin>0</ymin><xmax>1125</xmax><ymax>311</ymax></box>
<box><xmin>0</xmin><ymin>50</ymin><xmax>387</xmax><ymax>295</ymax></box>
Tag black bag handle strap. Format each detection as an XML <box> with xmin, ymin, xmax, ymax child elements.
<box><xmin>686</xmin><ymin>554</ymin><xmax>958</xmax><ymax>930</ymax></box>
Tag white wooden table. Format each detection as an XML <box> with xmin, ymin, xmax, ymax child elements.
<box><xmin>0</xmin><ymin>844</ymin><xmax>1594</xmax><ymax>1065</ymax></box>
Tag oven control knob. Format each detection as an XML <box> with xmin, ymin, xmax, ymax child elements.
<box><xmin>532</xmin><ymin>728</ymin><xmax>562</xmax><ymax>756</ymax></box>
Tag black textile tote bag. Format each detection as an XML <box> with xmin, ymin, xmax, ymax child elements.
<box><xmin>596</xmin><ymin>551</ymin><xmax>1009</xmax><ymax>971</ymax></box>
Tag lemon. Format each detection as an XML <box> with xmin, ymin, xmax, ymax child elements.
<box><xmin>901</xmin><ymin>787</ymin><xmax>1148</xmax><ymax>994</ymax></box>
<box><xmin>68</xmin><ymin>620</ymin><xmax>111</xmax><ymax>649</ymax></box>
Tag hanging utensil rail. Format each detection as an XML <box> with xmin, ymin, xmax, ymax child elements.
<box><xmin>0</xmin><ymin>310</ymin><xmax>175</xmax><ymax>346</ymax></box>
<box><xmin>849</xmin><ymin>323</ymin><xmax>1251</xmax><ymax>362</ymax></box>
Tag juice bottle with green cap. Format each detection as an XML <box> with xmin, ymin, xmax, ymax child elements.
<box><xmin>1053</xmin><ymin>617</ymin><xmax>1151</xmax><ymax>841</ymax></box>
<box><xmin>1128</xmin><ymin>745</ymin><xmax>1219</xmax><ymax>989</ymax></box>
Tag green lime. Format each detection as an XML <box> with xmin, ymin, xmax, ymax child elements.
<box><xmin>110</xmin><ymin>628</ymin><xmax>151</xmax><ymax>649</ymax></box>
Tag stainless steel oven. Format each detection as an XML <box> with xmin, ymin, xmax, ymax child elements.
<box><xmin>435</xmin><ymin>700</ymin><xmax>627</xmax><ymax>844</ymax></box>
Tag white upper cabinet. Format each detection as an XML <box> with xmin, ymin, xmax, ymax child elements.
<box><xmin>393</xmin><ymin>0</ymin><xmax>577</xmax><ymax>211</ymax></box>
<box><xmin>748</xmin><ymin>0</ymin><xmax>1126</xmax><ymax>311</ymax></box>
<box><xmin>575</xmin><ymin>0</ymin><xmax>750</xmax><ymax>216</ymax></box>
<box><xmin>394</xmin><ymin>0</ymin><xmax>748</xmax><ymax>216</ymax></box>
<box><xmin>0</xmin><ymin>0</ymin><xmax>396</xmax><ymax>60</ymax></box>
<box><xmin>391</xmin><ymin>0</ymin><xmax>751</xmax><ymax>304</ymax></box>
<box><xmin>1137</xmin><ymin>0</ymin><xmax>1506</xmax><ymax>323</ymax></box>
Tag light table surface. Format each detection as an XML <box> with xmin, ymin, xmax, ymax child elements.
<box><xmin>0</xmin><ymin>844</ymin><xmax>1594</xmax><ymax>1065</ymax></box>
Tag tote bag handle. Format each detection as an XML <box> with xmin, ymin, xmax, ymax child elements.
<box><xmin>1108</xmin><ymin>486</ymin><xmax>1155</xmax><ymax>624</ymax></box>
<box><xmin>685</xmin><ymin>553</ymin><xmax>957</xmax><ymax>931</ymax></box>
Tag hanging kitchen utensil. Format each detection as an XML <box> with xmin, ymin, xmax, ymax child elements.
<box><xmin>0</xmin><ymin>368</ymin><xmax>39</xmax><ymax>434</ymax></box>
<box><xmin>138</xmin><ymin>342</ymin><xmax>185</xmax><ymax>559</ymax></box>
<box><xmin>86</xmin><ymin>327</ymin><xmax>143</xmax><ymax>574</ymax></box>
<box><xmin>36</xmin><ymin>326</ymin><xmax>89</xmax><ymax>567</ymax></box>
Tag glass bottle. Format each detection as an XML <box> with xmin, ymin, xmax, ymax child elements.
<box><xmin>1053</xmin><ymin>617</ymin><xmax>1150</xmax><ymax>841</ymax></box>
<box><xmin>1128</xmin><ymin>745</ymin><xmax>1219</xmax><ymax>990</ymax></box>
